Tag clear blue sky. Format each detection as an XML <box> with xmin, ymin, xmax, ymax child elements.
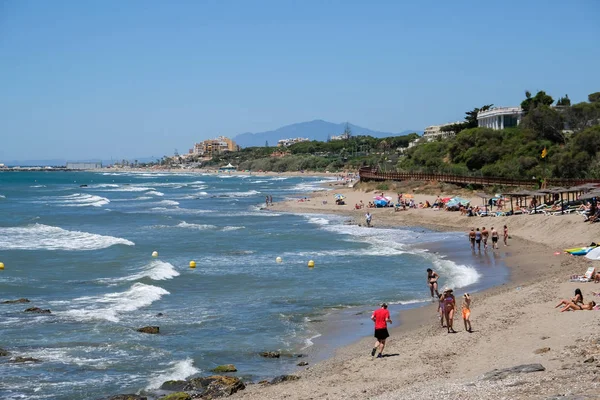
<box><xmin>1</xmin><ymin>0</ymin><xmax>599</xmax><ymax>161</ymax></box>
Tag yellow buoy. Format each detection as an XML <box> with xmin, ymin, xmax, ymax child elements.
<box><xmin>0</xmin><ymin>262</ymin><xmax>4</xmax><ymax>270</ymax></box>
<box><xmin>276</xmin><ymin>257</ymin><xmax>282</xmax><ymax>263</ymax></box>
<box><xmin>189</xmin><ymin>260</ymin><xmax>196</xmax><ymax>268</ymax></box>
<box><xmin>152</xmin><ymin>251</ymin><xmax>158</xmax><ymax>257</ymax></box>
<box><xmin>308</xmin><ymin>260</ymin><xmax>315</xmax><ymax>268</ymax></box>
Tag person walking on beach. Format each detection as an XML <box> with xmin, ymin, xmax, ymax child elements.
<box><xmin>371</xmin><ymin>303</ymin><xmax>392</xmax><ymax>358</ymax></box>
<box><xmin>365</xmin><ymin>212</ymin><xmax>372</xmax><ymax>227</ymax></box>
<box><xmin>491</xmin><ymin>227</ymin><xmax>499</xmax><ymax>250</ymax></box>
<box><xmin>441</xmin><ymin>288</ymin><xmax>457</xmax><ymax>333</ymax></box>
<box><xmin>426</xmin><ymin>268</ymin><xmax>440</xmax><ymax>298</ymax></box>
<box><xmin>503</xmin><ymin>225</ymin><xmax>509</xmax><ymax>246</ymax></box>
<box><xmin>462</xmin><ymin>293</ymin><xmax>472</xmax><ymax>333</ymax></box>
<box><xmin>468</xmin><ymin>228</ymin><xmax>476</xmax><ymax>250</ymax></box>
<box><xmin>481</xmin><ymin>227</ymin><xmax>489</xmax><ymax>250</ymax></box>
<box><xmin>265</xmin><ymin>195</ymin><xmax>270</xmax><ymax>207</ymax></box>
<box><xmin>269</xmin><ymin>195</ymin><xmax>273</xmax><ymax>205</ymax></box>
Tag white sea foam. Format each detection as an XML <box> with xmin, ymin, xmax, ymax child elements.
<box><xmin>21</xmin><ymin>347</ymin><xmax>117</xmax><ymax>368</ymax></box>
<box><xmin>109</xmin><ymin>186</ymin><xmax>155</xmax><ymax>192</ymax></box>
<box><xmin>302</xmin><ymin>333</ymin><xmax>322</xmax><ymax>349</ymax></box>
<box><xmin>222</xmin><ymin>226</ymin><xmax>244</xmax><ymax>231</ymax></box>
<box><xmin>135</xmin><ymin>196</ymin><xmax>153</xmax><ymax>200</ymax></box>
<box><xmin>252</xmin><ymin>180</ymin><xmax>268</xmax><ymax>183</ymax></box>
<box><xmin>221</xmin><ymin>189</ymin><xmax>261</xmax><ymax>197</ymax></box>
<box><xmin>176</xmin><ymin>221</ymin><xmax>217</xmax><ymax>230</ymax></box>
<box><xmin>430</xmin><ymin>256</ymin><xmax>481</xmax><ymax>290</ymax></box>
<box><xmin>146</xmin><ymin>358</ymin><xmax>200</xmax><ymax>390</ymax></box>
<box><xmin>270</xmin><ymin>177</ymin><xmax>288</xmax><ymax>181</ymax></box>
<box><xmin>144</xmin><ymin>207</ymin><xmax>211</xmax><ymax>215</ymax></box>
<box><xmin>307</xmin><ymin>217</ymin><xmax>330</xmax><ymax>225</ymax></box>
<box><xmin>30</xmin><ymin>185</ymin><xmax>47</xmax><ymax>188</ymax></box>
<box><xmin>118</xmin><ymin>260</ymin><xmax>180</xmax><ymax>281</ymax></box>
<box><xmin>0</xmin><ymin>194</ymin><xmax>5</xmax><ymax>198</ymax></box>
<box><xmin>63</xmin><ymin>283</ymin><xmax>169</xmax><ymax>322</ymax></box>
<box><xmin>91</xmin><ymin>183</ymin><xmax>120</xmax><ymax>188</ymax></box>
<box><xmin>55</xmin><ymin>193</ymin><xmax>110</xmax><ymax>207</ymax></box>
<box><xmin>0</xmin><ymin>224</ymin><xmax>134</xmax><ymax>250</ymax></box>
<box><xmin>156</xmin><ymin>200</ymin><xmax>180</xmax><ymax>206</ymax></box>
<box><xmin>147</xmin><ymin>190</ymin><xmax>164</xmax><ymax>196</ymax></box>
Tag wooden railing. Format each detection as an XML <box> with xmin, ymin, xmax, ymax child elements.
<box><xmin>358</xmin><ymin>167</ymin><xmax>600</xmax><ymax>188</ymax></box>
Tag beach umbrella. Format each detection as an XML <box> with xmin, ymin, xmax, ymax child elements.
<box><xmin>585</xmin><ymin>247</ymin><xmax>600</xmax><ymax>261</ymax></box>
<box><xmin>334</xmin><ymin>193</ymin><xmax>345</xmax><ymax>200</ymax></box>
<box><xmin>373</xmin><ymin>195</ymin><xmax>386</xmax><ymax>200</ymax></box>
<box><xmin>404</xmin><ymin>194</ymin><xmax>414</xmax><ymax>199</ymax></box>
<box><xmin>374</xmin><ymin>199</ymin><xmax>388</xmax><ymax>207</ymax></box>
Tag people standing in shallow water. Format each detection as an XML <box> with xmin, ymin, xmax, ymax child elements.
<box><xmin>481</xmin><ymin>227</ymin><xmax>489</xmax><ymax>250</ymax></box>
<box><xmin>491</xmin><ymin>227</ymin><xmax>499</xmax><ymax>250</ymax></box>
<box><xmin>503</xmin><ymin>225</ymin><xmax>509</xmax><ymax>246</ymax></box>
<box><xmin>475</xmin><ymin>228</ymin><xmax>482</xmax><ymax>251</ymax></box>
<box><xmin>468</xmin><ymin>228</ymin><xmax>476</xmax><ymax>250</ymax></box>
<box><xmin>462</xmin><ymin>293</ymin><xmax>472</xmax><ymax>333</ymax></box>
<box><xmin>370</xmin><ymin>303</ymin><xmax>392</xmax><ymax>358</ymax></box>
<box><xmin>426</xmin><ymin>268</ymin><xmax>439</xmax><ymax>298</ymax></box>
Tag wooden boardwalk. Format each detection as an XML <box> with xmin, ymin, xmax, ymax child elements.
<box><xmin>358</xmin><ymin>167</ymin><xmax>600</xmax><ymax>188</ymax></box>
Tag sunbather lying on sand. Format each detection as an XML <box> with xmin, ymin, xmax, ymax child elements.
<box><xmin>560</xmin><ymin>301</ymin><xmax>596</xmax><ymax>312</ymax></box>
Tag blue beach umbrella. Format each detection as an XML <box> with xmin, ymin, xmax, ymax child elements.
<box><xmin>374</xmin><ymin>199</ymin><xmax>388</xmax><ymax>207</ymax></box>
<box><xmin>334</xmin><ymin>193</ymin><xmax>345</xmax><ymax>200</ymax></box>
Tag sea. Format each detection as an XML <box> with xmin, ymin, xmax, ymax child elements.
<box><xmin>0</xmin><ymin>171</ymin><xmax>509</xmax><ymax>399</ymax></box>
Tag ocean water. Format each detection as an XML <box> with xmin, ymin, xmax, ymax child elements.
<box><xmin>0</xmin><ymin>171</ymin><xmax>508</xmax><ymax>399</ymax></box>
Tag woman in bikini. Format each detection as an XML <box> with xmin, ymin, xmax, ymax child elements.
<box><xmin>462</xmin><ymin>293</ymin><xmax>472</xmax><ymax>333</ymax></box>
<box><xmin>555</xmin><ymin>288</ymin><xmax>583</xmax><ymax>309</ymax></box>
<box><xmin>560</xmin><ymin>301</ymin><xmax>596</xmax><ymax>312</ymax></box>
<box><xmin>442</xmin><ymin>288</ymin><xmax>457</xmax><ymax>333</ymax></box>
<box><xmin>426</xmin><ymin>268</ymin><xmax>440</xmax><ymax>298</ymax></box>
<box><xmin>503</xmin><ymin>225</ymin><xmax>509</xmax><ymax>246</ymax></box>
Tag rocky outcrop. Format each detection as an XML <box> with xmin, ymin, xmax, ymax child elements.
<box><xmin>136</xmin><ymin>326</ymin><xmax>159</xmax><ymax>334</ymax></box>
<box><xmin>185</xmin><ymin>375</ymin><xmax>245</xmax><ymax>398</ymax></box>
<box><xmin>24</xmin><ymin>307</ymin><xmax>51</xmax><ymax>314</ymax></box>
<box><xmin>158</xmin><ymin>393</ymin><xmax>191</xmax><ymax>400</ymax></box>
<box><xmin>297</xmin><ymin>361</ymin><xmax>308</xmax><ymax>366</ymax></box>
<box><xmin>482</xmin><ymin>364</ymin><xmax>545</xmax><ymax>381</ymax></box>
<box><xmin>211</xmin><ymin>364</ymin><xmax>237</xmax><ymax>373</ymax></box>
<box><xmin>159</xmin><ymin>381</ymin><xmax>189</xmax><ymax>392</ymax></box>
<box><xmin>0</xmin><ymin>347</ymin><xmax>10</xmax><ymax>356</ymax></box>
<box><xmin>10</xmin><ymin>356</ymin><xmax>41</xmax><ymax>363</ymax></box>
<box><xmin>259</xmin><ymin>351</ymin><xmax>280</xmax><ymax>358</ymax></box>
<box><xmin>270</xmin><ymin>375</ymin><xmax>300</xmax><ymax>385</ymax></box>
<box><xmin>2</xmin><ymin>298</ymin><xmax>30</xmax><ymax>304</ymax></box>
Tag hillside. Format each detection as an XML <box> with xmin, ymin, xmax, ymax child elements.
<box><xmin>233</xmin><ymin>119</ymin><xmax>420</xmax><ymax>147</ymax></box>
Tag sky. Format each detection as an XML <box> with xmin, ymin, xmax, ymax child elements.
<box><xmin>1</xmin><ymin>0</ymin><xmax>599</xmax><ymax>161</ymax></box>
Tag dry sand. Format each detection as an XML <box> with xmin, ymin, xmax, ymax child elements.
<box><xmin>232</xmin><ymin>186</ymin><xmax>600</xmax><ymax>399</ymax></box>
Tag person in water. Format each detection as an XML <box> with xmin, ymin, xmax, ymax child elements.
<box><xmin>427</xmin><ymin>268</ymin><xmax>440</xmax><ymax>298</ymax></box>
<box><xmin>560</xmin><ymin>301</ymin><xmax>596</xmax><ymax>312</ymax></box>
<box><xmin>555</xmin><ymin>289</ymin><xmax>584</xmax><ymax>308</ymax></box>
<box><xmin>490</xmin><ymin>227</ymin><xmax>499</xmax><ymax>250</ymax></box>
<box><xmin>441</xmin><ymin>288</ymin><xmax>457</xmax><ymax>333</ymax></box>
<box><xmin>365</xmin><ymin>212</ymin><xmax>372</xmax><ymax>227</ymax></box>
<box><xmin>370</xmin><ymin>303</ymin><xmax>392</xmax><ymax>358</ymax></box>
<box><xmin>481</xmin><ymin>227</ymin><xmax>489</xmax><ymax>250</ymax></box>
<box><xmin>462</xmin><ymin>293</ymin><xmax>472</xmax><ymax>333</ymax></box>
<box><xmin>468</xmin><ymin>228</ymin><xmax>476</xmax><ymax>250</ymax></box>
<box><xmin>503</xmin><ymin>225</ymin><xmax>509</xmax><ymax>246</ymax></box>
<box><xmin>475</xmin><ymin>228</ymin><xmax>482</xmax><ymax>251</ymax></box>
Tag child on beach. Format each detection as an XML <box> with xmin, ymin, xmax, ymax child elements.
<box><xmin>462</xmin><ymin>293</ymin><xmax>472</xmax><ymax>333</ymax></box>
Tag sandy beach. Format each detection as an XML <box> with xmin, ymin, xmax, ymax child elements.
<box><xmin>231</xmin><ymin>184</ymin><xmax>600</xmax><ymax>399</ymax></box>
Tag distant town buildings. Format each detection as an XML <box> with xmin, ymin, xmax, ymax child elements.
<box><xmin>330</xmin><ymin>131</ymin><xmax>350</xmax><ymax>141</ymax></box>
<box><xmin>477</xmin><ymin>106</ymin><xmax>523</xmax><ymax>130</ymax></box>
<box><xmin>66</xmin><ymin>162</ymin><xmax>102</xmax><ymax>170</ymax></box>
<box><xmin>190</xmin><ymin>136</ymin><xmax>238</xmax><ymax>157</ymax></box>
<box><xmin>277</xmin><ymin>137</ymin><xmax>310</xmax><ymax>147</ymax></box>
<box><xmin>423</xmin><ymin>121</ymin><xmax>463</xmax><ymax>141</ymax></box>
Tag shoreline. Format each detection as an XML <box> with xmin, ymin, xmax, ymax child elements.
<box><xmin>232</xmin><ymin>188</ymin><xmax>600</xmax><ymax>399</ymax></box>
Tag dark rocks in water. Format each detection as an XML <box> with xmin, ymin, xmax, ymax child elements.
<box><xmin>158</xmin><ymin>393</ymin><xmax>191</xmax><ymax>400</ymax></box>
<box><xmin>0</xmin><ymin>348</ymin><xmax>10</xmax><ymax>356</ymax></box>
<box><xmin>481</xmin><ymin>364</ymin><xmax>545</xmax><ymax>381</ymax></box>
<box><xmin>211</xmin><ymin>364</ymin><xmax>237</xmax><ymax>373</ymax></box>
<box><xmin>24</xmin><ymin>307</ymin><xmax>51</xmax><ymax>314</ymax></box>
<box><xmin>270</xmin><ymin>375</ymin><xmax>300</xmax><ymax>385</ymax></box>
<box><xmin>10</xmin><ymin>356</ymin><xmax>41</xmax><ymax>363</ymax></box>
<box><xmin>80</xmin><ymin>184</ymin><xmax>88</xmax><ymax>187</ymax></box>
<box><xmin>159</xmin><ymin>381</ymin><xmax>189</xmax><ymax>392</ymax></box>
<box><xmin>156</xmin><ymin>313</ymin><xmax>164</xmax><ymax>317</ymax></box>
<box><xmin>103</xmin><ymin>395</ymin><xmax>147</xmax><ymax>400</ymax></box>
<box><xmin>297</xmin><ymin>361</ymin><xmax>308</xmax><ymax>366</ymax></box>
<box><xmin>2</xmin><ymin>298</ymin><xmax>30</xmax><ymax>304</ymax></box>
<box><xmin>137</xmin><ymin>326</ymin><xmax>159</xmax><ymax>334</ymax></box>
<box><xmin>260</xmin><ymin>351</ymin><xmax>280</xmax><ymax>358</ymax></box>
<box><xmin>187</xmin><ymin>375</ymin><xmax>245</xmax><ymax>397</ymax></box>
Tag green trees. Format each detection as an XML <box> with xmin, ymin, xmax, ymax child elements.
<box><xmin>521</xmin><ymin>90</ymin><xmax>554</xmax><ymax>115</ymax></box>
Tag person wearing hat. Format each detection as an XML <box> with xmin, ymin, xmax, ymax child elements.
<box><xmin>441</xmin><ymin>288</ymin><xmax>457</xmax><ymax>333</ymax></box>
<box><xmin>370</xmin><ymin>303</ymin><xmax>392</xmax><ymax>358</ymax></box>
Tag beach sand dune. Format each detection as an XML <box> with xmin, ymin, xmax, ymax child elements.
<box><xmin>233</xmin><ymin>188</ymin><xmax>600</xmax><ymax>399</ymax></box>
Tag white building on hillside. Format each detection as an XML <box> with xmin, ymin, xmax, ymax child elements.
<box><xmin>277</xmin><ymin>137</ymin><xmax>310</xmax><ymax>147</ymax></box>
<box><xmin>423</xmin><ymin>121</ymin><xmax>463</xmax><ymax>141</ymax></box>
<box><xmin>477</xmin><ymin>106</ymin><xmax>523</xmax><ymax>130</ymax></box>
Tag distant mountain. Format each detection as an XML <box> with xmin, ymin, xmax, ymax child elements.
<box><xmin>233</xmin><ymin>120</ymin><xmax>421</xmax><ymax>148</ymax></box>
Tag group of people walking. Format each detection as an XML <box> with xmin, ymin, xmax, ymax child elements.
<box><xmin>369</xmin><ymin>268</ymin><xmax>474</xmax><ymax>358</ymax></box>
<box><xmin>468</xmin><ymin>225</ymin><xmax>508</xmax><ymax>251</ymax></box>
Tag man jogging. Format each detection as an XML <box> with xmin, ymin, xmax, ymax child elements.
<box><xmin>370</xmin><ymin>302</ymin><xmax>392</xmax><ymax>358</ymax></box>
